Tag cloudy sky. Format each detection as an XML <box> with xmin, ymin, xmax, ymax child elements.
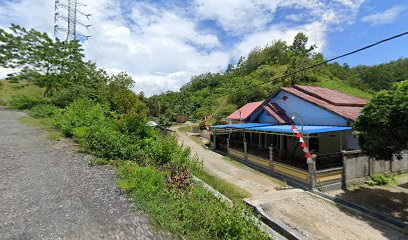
<box><xmin>0</xmin><ymin>0</ymin><xmax>407</xmax><ymax>96</ymax></box>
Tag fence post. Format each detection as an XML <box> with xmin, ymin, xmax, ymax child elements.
<box><xmin>227</xmin><ymin>138</ymin><xmax>230</xmax><ymax>155</ymax></box>
<box><xmin>308</xmin><ymin>155</ymin><xmax>317</xmax><ymax>190</ymax></box>
<box><xmin>342</xmin><ymin>151</ymin><xmax>347</xmax><ymax>188</ymax></box>
<box><xmin>244</xmin><ymin>141</ymin><xmax>248</xmax><ymax>161</ymax></box>
<box><xmin>212</xmin><ymin>134</ymin><xmax>216</xmax><ymax>150</ymax></box>
<box><xmin>269</xmin><ymin>145</ymin><xmax>274</xmax><ymax>170</ymax></box>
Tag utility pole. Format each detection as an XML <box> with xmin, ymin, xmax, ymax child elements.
<box><xmin>54</xmin><ymin>0</ymin><xmax>91</xmax><ymax>41</ymax></box>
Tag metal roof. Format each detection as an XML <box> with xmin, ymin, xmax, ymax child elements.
<box><xmin>211</xmin><ymin>123</ymin><xmax>351</xmax><ymax>134</ymax></box>
<box><xmin>211</xmin><ymin>123</ymin><xmax>273</xmax><ymax>129</ymax></box>
<box><xmin>226</xmin><ymin>101</ymin><xmax>264</xmax><ymax>120</ymax></box>
<box><xmin>281</xmin><ymin>85</ymin><xmax>368</xmax><ymax>121</ymax></box>
<box><xmin>248</xmin><ymin>125</ymin><xmax>352</xmax><ymax>134</ymax></box>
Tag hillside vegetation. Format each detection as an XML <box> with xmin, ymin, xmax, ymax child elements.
<box><xmin>0</xmin><ymin>80</ymin><xmax>44</xmax><ymax>106</ymax></box>
<box><xmin>148</xmin><ymin>33</ymin><xmax>406</xmax><ymax>123</ymax></box>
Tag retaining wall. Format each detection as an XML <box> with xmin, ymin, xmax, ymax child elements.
<box><xmin>343</xmin><ymin>150</ymin><xmax>408</xmax><ymax>186</ymax></box>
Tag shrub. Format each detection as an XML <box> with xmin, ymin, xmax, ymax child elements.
<box><xmin>117</xmin><ymin>111</ymin><xmax>157</xmax><ymax>140</ymax></box>
<box><xmin>117</xmin><ymin>161</ymin><xmax>269</xmax><ymax>239</ymax></box>
<box><xmin>72</xmin><ymin>127</ymin><xmax>89</xmax><ymax>140</ymax></box>
<box><xmin>9</xmin><ymin>94</ymin><xmax>48</xmax><ymax>109</ymax></box>
<box><xmin>53</xmin><ymin>98</ymin><xmax>107</xmax><ymax>136</ymax></box>
<box><xmin>145</xmin><ymin>135</ymin><xmax>200</xmax><ymax>170</ymax></box>
<box><xmin>28</xmin><ymin>104</ymin><xmax>60</xmax><ymax>118</ymax></box>
<box><xmin>367</xmin><ymin>174</ymin><xmax>391</xmax><ymax>186</ymax></box>
<box><xmin>82</xmin><ymin>124</ymin><xmax>130</xmax><ymax>159</ymax></box>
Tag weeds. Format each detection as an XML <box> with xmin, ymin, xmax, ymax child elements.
<box><xmin>367</xmin><ymin>174</ymin><xmax>393</xmax><ymax>186</ymax></box>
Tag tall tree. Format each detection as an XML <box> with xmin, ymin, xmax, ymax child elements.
<box><xmin>353</xmin><ymin>81</ymin><xmax>408</xmax><ymax>160</ymax></box>
<box><xmin>0</xmin><ymin>24</ymin><xmax>85</xmax><ymax>96</ymax></box>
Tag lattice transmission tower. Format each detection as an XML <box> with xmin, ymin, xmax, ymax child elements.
<box><xmin>54</xmin><ymin>0</ymin><xmax>91</xmax><ymax>41</ymax></box>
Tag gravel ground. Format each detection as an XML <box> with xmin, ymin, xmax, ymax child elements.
<box><xmin>0</xmin><ymin>109</ymin><xmax>171</xmax><ymax>240</ymax></box>
<box><xmin>172</xmin><ymin>126</ymin><xmax>407</xmax><ymax>240</ymax></box>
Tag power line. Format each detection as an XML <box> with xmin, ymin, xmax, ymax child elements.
<box><xmin>54</xmin><ymin>0</ymin><xmax>91</xmax><ymax>41</ymax></box>
<box><xmin>229</xmin><ymin>31</ymin><xmax>408</xmax><ymax>95</ymax></box>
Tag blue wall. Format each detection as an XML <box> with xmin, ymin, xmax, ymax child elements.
<box><xmin>251</xmin><ymin>90</ymin><xmax>348</xmax><ymax>126</ymax></box>
<box><xmin>258</xmin><ymin>110</ymin><xmax>278</xmax><ymax>123</ymax></box>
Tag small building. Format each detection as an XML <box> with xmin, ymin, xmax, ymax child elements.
<box><xmin>225</xmin><ymin>101</ymin><xmax>264</xmax><ymax>124</ymax></box>
<box><xmin>210</xmin><ymin>85</ymin><xmax>381</xmax><ymax>190</ymax></box>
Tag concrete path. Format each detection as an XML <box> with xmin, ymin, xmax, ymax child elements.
<box><xmin>0</xmin><ymin>109</ymin><xmax>170</xmax><ymax>240</ymax></box>
<box><xmin>173</xmin><ymin>126</ymin><xmax>407</xmax><ymax>240</ymax></box>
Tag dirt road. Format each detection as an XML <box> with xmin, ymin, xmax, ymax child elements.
<box><xmin>0</xmin><ymin>109</ymin><xmax>170</xmax><ymax>239</ymax></box>
<box><xmin>173</xmin><ymin>126</ymin><xmax>406</xmax><ymax>240</ymax></box>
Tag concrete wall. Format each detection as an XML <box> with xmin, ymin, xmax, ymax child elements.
<box><xmin>343</xmin><ymin>150</ymin><xmax>408</xmax><ymax>186</ymax></box>
<box><xmin>319</xmin><ymin>132</ymin><xmax>342</xmax><ymax>154</ymax></box>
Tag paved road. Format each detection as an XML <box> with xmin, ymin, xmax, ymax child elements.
<box><xmin>0</xmin><ymin>109</ymin><xmax>171</xmax><ymax>240</ymax></box>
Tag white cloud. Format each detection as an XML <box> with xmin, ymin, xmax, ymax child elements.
<box><xmin>0</xmin><ymin>0</ymin><xmax>366</xmax><ymax>96</ymax></box>
<box><xmin>0</xmin><ymin>0</ymin><xmax>53</xmax><ymax>33</ymax></box>
<box><xmin>194</xmin><ymin>0</ymin><xmax>281</xmax><ymax>34</ymax></box>
<box><xmin>362</xmin><ymin>5</ymin><xmax>407</xmax><ymax>25</ymax></box>
<box><xmin>234</xmin><ymin>22</ymin><xmax>327</xmax><ymax>59</ymax></box>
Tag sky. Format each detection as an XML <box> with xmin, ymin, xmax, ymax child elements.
<box><xmin>0</xmin><ymin>0</ymin><xmax>407</xmax><ymax>96</ymax></box>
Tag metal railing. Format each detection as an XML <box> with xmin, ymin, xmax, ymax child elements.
<box><xmin>246</xmin><ymin>143</ymin><xmax>269</xmax><ymax>159</ymax></box>
<box><xmin>229</xmin><ymin>138</ymin><xmax>244</xmax><ymax>150</ymax></box>
<box><xmin>216</xmin><ymin>135</ymin><xmax>228</xmax><ymax>152</ymax></box>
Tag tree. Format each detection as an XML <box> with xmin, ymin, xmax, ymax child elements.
<box><xmin>0</xmin><ymin>24</ymin><xmax>85</xmax><ymax>96</ymax></box>
<box><xmin>284</xmin><ymin>33</ymin><xmax>318</xmax><ymax>85</ymax></box>
<box><xmin>353</xmin><ymin>81</ymin><xmax>408</xmax><ymax>160</ymax></box>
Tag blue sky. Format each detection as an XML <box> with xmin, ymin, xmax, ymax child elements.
<box><xmin>0</xmin><ymin>0</ymin><xmax>407</xmax><ymax>96</ymax></box>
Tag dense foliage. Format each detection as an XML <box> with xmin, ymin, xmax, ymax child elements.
<box><xmin>351</xmin><ymin>58</ymin><xmax>408</xmax><ymax>91</ymax></box>
<box><xmin>0</xmin><ymin>24</ymin><xmax>269</xmax><ymax>239</ymax></box>
<box><xmin>0</xmin><ymin>24</ymin><xmax>145</xmax><ymax>113</ymax></box>
<box><xmin>354</xmin><ymin>81</ymin><xmax>408</xmax><ymax>160</ymax></box>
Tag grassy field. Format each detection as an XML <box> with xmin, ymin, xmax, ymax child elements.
<box><xmin>194</xmin><ymin>169</ymin><xmax>251</xmax><ymax>202</ymax></box>
<box><xmin>0</xmin><ymin>80</ymin><xmax>44</xmax><ymax>106</ymax></box>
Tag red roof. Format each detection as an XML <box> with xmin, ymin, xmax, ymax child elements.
<box><xmin>227</xmin><ymin>101</ymin><xmax>263</xmax><ymax>120</ymax></box>
<box><xmin>281</xmin><ymin>85</ymin><xmax>369</xmax><ymax>121</ymax></box>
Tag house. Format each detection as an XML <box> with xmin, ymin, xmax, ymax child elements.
<box><xmin>225</xmin><ymin>101</ymin><xmax>263</xmax><ymax>124</ymax></box>
<box><xmin>210</xmin><ymin>85</ymin><xmax>370</xmax><ymax>190</ymax></box>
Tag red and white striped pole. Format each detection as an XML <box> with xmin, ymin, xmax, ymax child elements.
<box><xmin>291</xmin><ymin>124</ymin><xmax>313</xmax><ymax>162</ymax></box>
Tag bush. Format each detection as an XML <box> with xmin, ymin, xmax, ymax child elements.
<box><xmin>367</xmin><ymin>174</ymin><xmax>391</xmax><ymax>186</ymax></box>
<box><xmin>146</xmin><ymin>135</ymin><xmax>200</xmax><ymax>170</ymax></box>
<box><xmin>117</xmin><ymin>161</ymin><xmax>269</xmax><ymax>239</ymax></box>
<box><xmin>118</xmin><ymin>111</ymin><xmax>157</xmax><ymax>140</ymax></box>
<box><xmin>82</xmin><ymin>124</ymin><xmax>130</xmax><ymax>159</ymax></box>
<box><xmin>9</xmin><ymin>94</ymin><xmax>48</xmax><ymax>109</ymax></box>
<box><xmin>72</xmin><ymin>127</ymin><xmax>89</xmax><ymax>140</ymax></box>
<box><xmin>53</xmin><ymin>98</ymin><xmax>107</xmax><ymax>136</ymax></box>
<box><xmin>28</xmin><ymin>104</ymin><xmax>60</xmax><ymax>118</ymax></box>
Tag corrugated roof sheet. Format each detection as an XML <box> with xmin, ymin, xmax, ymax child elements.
<box><xmin>227</xmin><ymin>101</ymin><xmax>264</xmax><ymax>120</ymax></box>
<box><xmin>211</xmin><ymin>123</ymin><xmax>273</xmax><ymax>129</ymax></box>
<box><xmin>281</xmin><ymin>85</ymin><xmax>368</xmax><ymax>121</ymax></box>
<box><xmin>248</xmin><ymin>125</ymin><xmax>352</xmax><ymax>134</ymax></box>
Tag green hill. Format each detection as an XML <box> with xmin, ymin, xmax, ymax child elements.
<box><xmin>147</xmin><ymin>33</ymin><xmax>395</xmax><ymax>122</ymax></box>
<box><xmin>0</xmin><ymin>80</ymin><xmax>44</xmax><ymax>106</ymax></box>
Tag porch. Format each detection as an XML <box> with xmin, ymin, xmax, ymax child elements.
<box><xmin>211</xmin><ymin>124</ymin><xmax>351</xmax><ymax>191</ymax></box>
